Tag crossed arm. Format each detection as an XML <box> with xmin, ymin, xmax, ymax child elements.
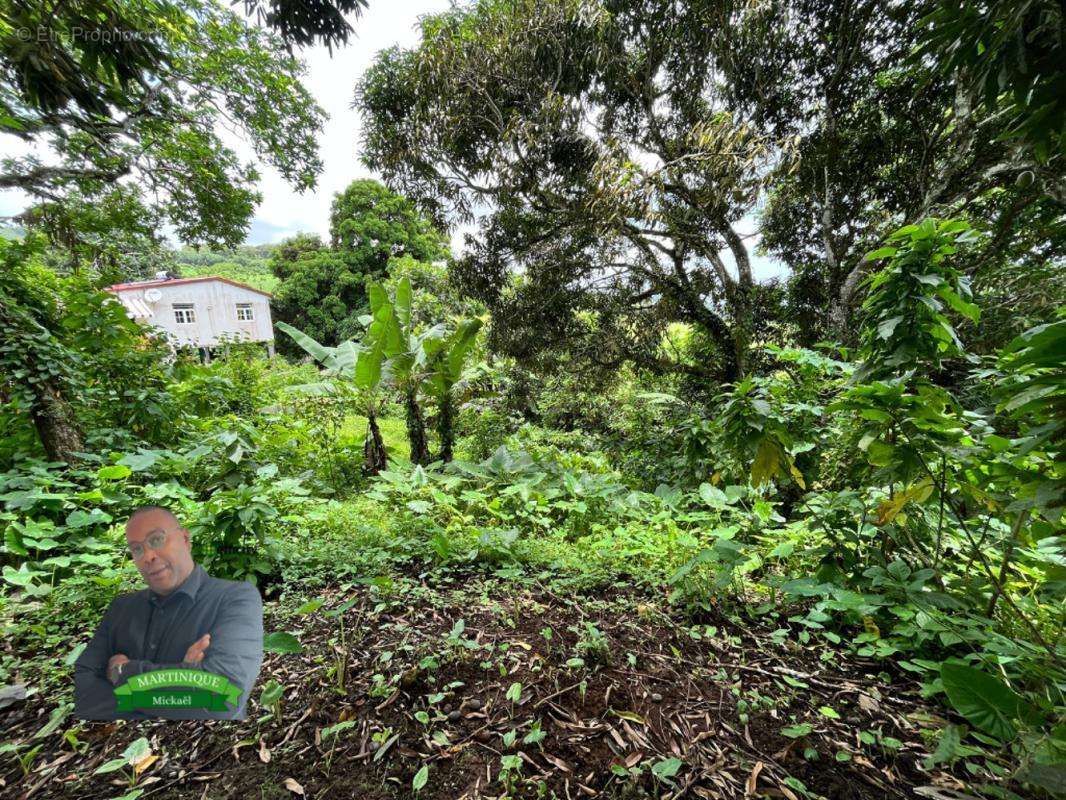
<box><xmin>74</xmin><ymin>583</ymin><xmax>264</xmax><ymax>721</ymax></box>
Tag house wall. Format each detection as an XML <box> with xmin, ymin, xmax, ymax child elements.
<box><xmin>113</xmin><ymin>281</ymin><xmax>274</xmax><ymax>347</ymax></box>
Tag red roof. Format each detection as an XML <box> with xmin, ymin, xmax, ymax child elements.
<box><xmin>105</xmin><ymin>275</ymin><xmax>272</xmax><ymax>298</ymax></box>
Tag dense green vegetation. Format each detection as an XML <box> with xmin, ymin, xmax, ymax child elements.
<box><xmin>172</xmin><ymin>245</ymin><xmax>278</xmax><ymax>293</ymax></box>
<box><xmin>0</xmin><ymin>1</ymin><xmax>1063</xmax><ymax>799</ymax></box>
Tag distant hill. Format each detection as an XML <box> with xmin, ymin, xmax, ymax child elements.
<box><xmin>0</xmin><ymin>224</ymin><xmax>25</xmax><ymax>240</ymax></box>
<box><xmin>172</xmin><ymin>244</ymin><xmax>278</xmax><ymax>293</ymax></box>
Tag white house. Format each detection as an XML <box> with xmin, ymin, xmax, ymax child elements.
<box><xmin>106</xmin><ymin>275</ymin><xmax>275</xmax><ymax>357</ymax></box>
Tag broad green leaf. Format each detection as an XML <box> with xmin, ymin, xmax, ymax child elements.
<box><xmin>367</xmin><ymin>281</ymin><xmax>387</xmax><ymax>315</ymax></box>
<box><xmin>355</xmin><ymin>337</ymin><xmax>384</xmax><ymax>389</ymax></box>
<box><xmin>412</xmin><ymin>764</ymin><xmax>429</xmax><ymax>791</ymax></box>
<box><xmin>940</xmin><ymin>662</ymin><xmax>1035</xmax><ymax>741</ymax></box>
<box><xmin>122</xmin><ymin>737</ymin><xmax>151</xmax><ymax>764</ymax></box>
<box><xmin>260</xmin><ymin>680</ymin><xmax>284</xmax><ymax>706</ymax></box>
<box><xmin>94</xmin><ymin>757</ymin><xmax>128</xmax><ymax>775</ymax></box>
<box><xmin>863</xmin><ymin>246</ymin><xmax>897</xmax><ymax>262</ymax></box>
<box><xmin>276</xmin><ymin>321</ymin><xmax>333</xmax><ymax>364</ymax></box>
<box><xmin>651</xmin><ymin>757</ymin><xmax>682</xmax><ymax>780</ymax></box>
<box><xmin>876</xmin><ymin>316</ymin><xmax>903</xmax><ymax>340</ymax></box>
<box><xmin>698</xmin><ymin>482</ymin><xmax>728</xmax><ymax>508</ymax></box>
<box><xmin>116</xmin><ymin>451</ymin><xmax>160</xmax><ymax>471</ymax></box>
<box><xmin>445</xmin><ymin>317</ymin><xmax>483</xmax><ymax>385</ymax></box>
<box><xmin>295</xmin><ymin>600</ymin><xmax>323</xmax><ymax>615</ymax></box>
<box><xmin>97</xmin><ymin>465</ymin><xmax>131</xmax><ymax>481</ymax></box>
<box><xmin>937</xmin><ymin>287</ymin><xmax>980</xmax><ymax>322</ymax></box>
<box><xmin>263</xmin><ymin>631</ymin><xmax>303</xmax><ymax>654</ymax></box>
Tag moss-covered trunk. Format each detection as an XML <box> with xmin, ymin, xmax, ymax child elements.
<box><xmin>29</xmin><ymin>377</ymin><xmax>84</xmax><ymax>465</ymax></box>
<box><xmin>363</xmin><ymin>407</ymin><xmax>387</xmax><ymax>475</ymax></box>
<box><xmin>437</xmin><ymin>391</ymin><xmax>455</xmax><ymax>463</ymax></box>
<box><xmin>405</xmin><ymin>386</ymin><xmax>430</xmax><ymax>465</ymax></box>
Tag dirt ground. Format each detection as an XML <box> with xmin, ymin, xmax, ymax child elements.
<box><xmin>3</xmin><ymin>568</ymin><xmax>978</xmax><ymax>799</ymax></box>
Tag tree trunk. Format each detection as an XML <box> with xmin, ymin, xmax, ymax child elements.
<box><xmin>29</xmin><ymin>377</ymin><xmax>84</xmax><ymax>465</ymax></box>
<box><xmin>830</xmin><ymin>261</ymin><xmax>868</xmax><ymax>341</ymax></box>
<box><xmin>670</xmin><ymin>250</ymin><xmax>743</xmax><ymax>383</ymax></box>
<box><xmin>437</xmin><ymin>391</ymin><xmax>455</xmax><ymax>463</ymax></box>
<box><xmin>404</xmin><ymin>386</ymin><xmax>430</xmax><ymax>465</ymax></box>
<box><xmin>363</xmin><ymin>407</ymin><xmax>387</xmax><ymax>475</ymax></box>
<box><xmin>687</xmin><ymin>307</ymin><xmax>741</xmax><ymax>383</ymax></box>
<box><xmin>721</xmin><ymin>226</ymin><xmax>754</xmax><ymax>381</ymax></box>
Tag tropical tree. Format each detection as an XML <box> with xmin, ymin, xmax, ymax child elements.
<box><xmin>271</xmin><ymin>180</ymin><xmax>449</xmax><ymax>351</ymax></box>
<box><xmin>0</xmin><ymin>235</ymin><xmax>175</xmax><ymax>463</ymax></box>
<box><xmin>278</xmin><ymin>274</ymin><xmax>484</xmax><ymax>471</ymax></box>
<box><xmin>423</xmin><ymin>317</ymin><xmax>484</xmax><ymax>463</ymax></box>
<box><xmin>370</xmin><ymin>277</ymin><xmax>438</xmax><ymax>465</ymax></box>
<box><xmin>1</xmin><ymin>0</ymin><xmax>326</xmax><ymax>257</ymax></box>
<box><xmin>919</xmin><ymin>0</ymin><xmax>1065</xmax><ymax>166</ymax></box>
<box><xmin>274</xmin><ymin>322</ymin><xmax>388</xmax><ymax>475</ymax></box>
<box><xmin>0</xmin><ymin>237</ymin><xmax>84</xmax><ymax>462</ymax></box>
<box><xmin>737</xmin><ymin>0</ymin><xmax>1064</xmax><ymax>342</ymax></box>
<box><xmin>239</xmin><ymin>0</ymin><xmax>369</xmax><ymax>49</ymax></box>
<box><xmin>270</xmin><ymin>246</ymin><xmax>364</xmax><ymax>354</ymax></box>
<box><xmin>329</xmin><ymin>179</ymin><xmax>447</xmax><ymax>266</ymax></box>
<box><xmin>357</xmin><ymin>0</ymin><xmax>778</xmax><ymax>382</ymax></box>
<box><xmin>364</xmin><ymin>276</ymin><xmax>484</xmax><ymax>464</ymax></box>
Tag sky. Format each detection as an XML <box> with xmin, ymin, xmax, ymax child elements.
<box><xmin>213</xmin><ymin>1</ymin><xmax>459</xmax><ymax>249</ymax></box>
<box><xmin>0</xmin><ymin>1</ymin><xmax>786</xmax><ymax>282</ymax></box>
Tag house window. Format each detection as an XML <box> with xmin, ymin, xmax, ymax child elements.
<box><xmin>236</xmin><ymin>303</ymin><xmax>254</xmax><ymax>321</ymax></box>
<box><xmin>173</xmin><ymin>303</ymin><xmax>196</xmax><ymax>324</ymax></box>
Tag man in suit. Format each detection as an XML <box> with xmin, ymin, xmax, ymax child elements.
<box><xmin>74</xmin><ymin>505</ymin><xmax>264</xmax><ymax>720</ymax></box>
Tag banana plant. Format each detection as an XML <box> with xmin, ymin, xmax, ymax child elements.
<box><xmin>364</xmin><ymin>276</ymin><xmax>483</xmax><ymax>464</ymax></box>
<box><xmin>280</xmin><ymin>277</ymin><xmax>483</xmax><ymax>472</ymax></box>
<box><xmin>275</xmin><ymin>320</ymin><xmax>390</xmax><ymax>475</ymax></box>
<box><xmin>365</xmin><ymin>277</ymin><xmax>446</xmax><ymax>465</ymax></box>
<box><xmin>423</xmin><ymin>316</ymin><xmax>484</xmax><ymax>462</ymax></box>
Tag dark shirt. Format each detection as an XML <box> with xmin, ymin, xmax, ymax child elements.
<box><xmin>74</xmin><ymin>564</ymin><xmax>263</xmax><ymax>721</ymax></box>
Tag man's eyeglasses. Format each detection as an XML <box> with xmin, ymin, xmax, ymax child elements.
<box><xmin>127</xmin><ymin>527</ymin><xmax>180</xmax><ymax>560</ymax></box>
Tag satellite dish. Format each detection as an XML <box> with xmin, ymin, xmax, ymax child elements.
<box><xmin>144</xmin><ymin>288</ymin><xmax>163</xmax><ymax>302</ymax></box>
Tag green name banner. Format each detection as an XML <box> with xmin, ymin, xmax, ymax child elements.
<box><xmin>114</xmin><ymin>669</ymin><xmax>242</xmax><ymax>712</ymax></box>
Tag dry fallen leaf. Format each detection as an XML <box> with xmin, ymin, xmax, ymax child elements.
<box><xmin>745</xmin><ymin>760</ymin><xmax>764</xmax><ymax>796</ymax></box>
<box><xmin>259</xmin><ymin>739</ymin><xmax>271</xmax><ymax>764</ymax></box>
<box><xmin>542</xmin><ymin>752</ymin><xmax>572</xmax><ymax>773</ymax></box>
<box><xmin>283</xmin><ymin>777</ymin><xmax>305</xmax><ymax>795</ymax></box>
<box><xmin>133</xmin><ymin>753</ymin><xmax>158</xmax><ymax>778</ymax></box>
<box><xmin>858</xmin><ymin>693</ymin><xmax>881</xmax><ymax>713</ymax></box>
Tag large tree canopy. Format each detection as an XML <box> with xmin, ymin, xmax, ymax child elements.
<box><xmin>357</xmin><ymin>0</ymin><xmax>783</xmax><ymax>382</ymax></box>
<box><xmin>270</xmin><ymin>179</ymin><xmax>448</xmax><ymax>351</ymax></box>
<box><xmin>737</xmin><ymin>0</ymin><xmax>1065</xmax><ymax>343</ymax></box>
<box><xmin>0</xmin><ymin>0</ymin><xmax>326</xmax><ymax>257</ymax></box>
<box><xmin>240</xmin><ymin>0</ymin><xmax>368</xmax><ymax>50</ymax></box>
<box><xmin>357</xmin><ymin>0</ymin><xmax>1065</xmax><ymax>379</ymax></box>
